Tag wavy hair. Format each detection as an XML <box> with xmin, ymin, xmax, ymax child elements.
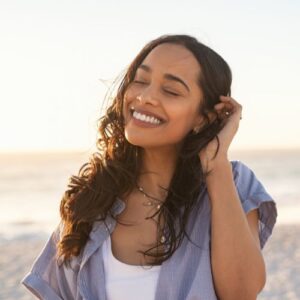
<box><xmin>58</xmin><ymin>34</ymin><xmax>232</xmax><ymax>265</ymax></box>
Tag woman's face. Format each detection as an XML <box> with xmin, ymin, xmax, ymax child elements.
<box><xmin>123</xmin><ymin>43</ymin><xmax>204</xmax><ymax>150</ymax></box>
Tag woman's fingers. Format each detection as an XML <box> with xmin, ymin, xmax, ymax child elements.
<box><xmin>220</xmin><ymin>96</ymin><xmax>242</xmax><ymax>109</ymax></box>
<box><xmin>219</xmin><ymin>96</ymin><xmax>242</xmax><ymax>111</ymax></box>
<box><xmin>214</xmin><ymin>102</ymin><xmax>229</xmax><ymax>109</ymax></box>
<box><xmin>214</xmin><ymin>99</ymin><xmax>233</xmax><ymax>113</ymax></box>
<box><xmin>219</xmin><ymin>95</ymin><xmax>231</xmax><ymax>101</ymax></box>
<box><xmin>214</xmin><ymin>95</ymin><xmax>242</xmax><ymax>120</ymax></box>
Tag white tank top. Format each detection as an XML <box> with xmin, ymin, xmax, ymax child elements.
<box><xmin>102</xmin><ymin>235</ymin><xmax>162</xmax><ymax>300</ymax></box>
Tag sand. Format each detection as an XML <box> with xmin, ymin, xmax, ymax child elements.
<box><xmin>0</xmin><ymin>224</ymin><xmax>299</xmax><ymax>300</ymax></box>
<box><xmin>259</xmin><ymin>225</ymin><xmax>300</xmax><ymax>300</ymax></box>
<box><xmin>0</xmin><ymin>238</ymin><xmax>46</xmax><ymax>300</ymax></box>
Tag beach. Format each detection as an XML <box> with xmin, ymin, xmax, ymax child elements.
<box><xmin>1</xmin><ymin>224</ymin><xmax>299</xmax><ymax>299</ymax></box>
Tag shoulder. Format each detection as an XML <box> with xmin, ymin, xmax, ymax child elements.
<box><xmin>230</xmin><ymin>160</ymin><xmax>278</xmax><ymax>248</ymax></box>
<box><xmin>230</xmin><ymin>159</ymin><xmax>257</xmax><ymax>182</ymax></box>
<box><xmin>230</xmin><ymin>160</ymin><xmax>273</xmax><ymax>202</ymax></box>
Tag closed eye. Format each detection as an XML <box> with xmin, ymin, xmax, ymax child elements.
<box><xmin>133</xmin><ymin>80</ymin><xmax>147</xmax><ymax>85</ymax></box>
<box><xmin>164</xmin><ymin>89</ymin><xmax>180</xmax><ymax>96</ymax></box>
<box><xmin>133</xmin><ymin>80</ymin><xmax>180</xmax><ymax>96</ymax></box>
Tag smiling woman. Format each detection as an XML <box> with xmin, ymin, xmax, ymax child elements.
<box><xmin>123</xmin><ymin>44</ymin><xmax>204</xmax><ymax>149</ymax></box>
<box><xmin>22</xmin><ymin>34</ymin><xmax>277</xmax><ymax>300</ymax></box>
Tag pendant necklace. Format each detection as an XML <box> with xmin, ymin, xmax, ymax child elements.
<box><xmin>136</xmin><ymin>183</ymin><xmax>168</xmax><ymax>243</ymax></box>
<box><xmin>136</xmin><ymin>185</ymin><xmax>167</xmax><ymax>209</ymax></box>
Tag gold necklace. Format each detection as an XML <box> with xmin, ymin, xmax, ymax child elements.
<box><xmin>136</xmin><ymin>184</ymin><xmax>168</xmax><ymax>209</ymax></box>
<box><xmin>136</xmin><ymin>184</ymin><xmax>168</xmax><ymax>243</ymax></box>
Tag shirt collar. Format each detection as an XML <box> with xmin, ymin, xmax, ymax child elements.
<box><xmin>80</xmin><ymin>197</ymin><xmax>126</xmax><ymax>266</ymax></box>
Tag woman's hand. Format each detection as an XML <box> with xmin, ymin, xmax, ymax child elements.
<box><xmin>199</xmin><ymin>95</ymin><xmax>243</xmax><ymax>174</ymax></box>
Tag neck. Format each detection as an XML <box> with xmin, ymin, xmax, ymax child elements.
<box><xmin>138</xmin><ymin>146</ymin><xmax>179</xmax><ymax>199</ymax></box>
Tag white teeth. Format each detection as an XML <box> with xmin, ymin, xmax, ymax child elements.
<box><xmin>133</xmin><ymin>111</ymin><xmax>162</xmax><ymax>125</ymax></box>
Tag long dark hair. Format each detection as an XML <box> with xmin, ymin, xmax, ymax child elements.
<box><xmin>58</xmin><ymin>34</ymin><xmax>232</xmax><ymax>265</ymax></box>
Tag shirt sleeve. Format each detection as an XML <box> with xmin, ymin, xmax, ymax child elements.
<box><xmin>232</xmin><ymin>160</ymin><xmax>277</xmax><ymax>249</ymax></box>
<box><xmin>21</xmin><ymin>223</ymin><xmax>65</xmax><ymax>300</ymax></box>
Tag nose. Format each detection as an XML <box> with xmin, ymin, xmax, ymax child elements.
<box><xmin>136</xmin><ymin>85</ymin><xmax>159</xmax><ymax>106</ymax></box>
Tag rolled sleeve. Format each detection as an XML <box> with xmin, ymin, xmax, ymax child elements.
<box><xmin>22</xmin><ymin>272</ymin><xmax>62</xmax><ymax>300</ymax></box>
<box><xmin>232</xmin><ymin>160</ymin><xmax>278</xmax><ymax>249</ymax></box>
<box><xmin>21</xmin><ymin>223</ymin><xmax>64</xmax><ymax>299</ymax></box>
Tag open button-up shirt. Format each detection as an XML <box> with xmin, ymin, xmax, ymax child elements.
<box><xmin>22</xmin><ymin>160</ymin><xmax>277</xmax><ymax>300</ymax></box>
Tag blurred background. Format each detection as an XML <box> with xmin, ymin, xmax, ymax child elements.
<box><xmin>0</xmin><ymin>0</ymin><xmax>299</xmax><ymax>299</ymax></box>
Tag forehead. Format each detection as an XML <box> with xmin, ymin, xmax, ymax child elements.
<box><xmin>140</xmin><ymin>43</ymin><xmax>201</xmax><ymax>83</ymax></box>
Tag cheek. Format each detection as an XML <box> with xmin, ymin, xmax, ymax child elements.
<box><xmin>124</xmin><ymin>85</ymin><xmax>139</xmax><ymax>101</ymax></box>
<box><xmin>123</xmin><ymin>88</ymin><xmax>137</xmax><ymax>111</ymax></box>
<box><xmin>122</xmin><ymin>90</ymin><xmax>133</xmax><ymax>114</ymax></box>
<box><xmin>168</xmin><ymin>104</ymin><xmax>198</xmax><ymax>125</ymax></box>
<box><xmin>123</xmin><ymin>91</ymin><xmax>130</xmax><ymax>106</ymax></box>
<box><xmin>167</xmin><ymin>106</ymin><xmax>201</xmax><ymax>136</ymax></box>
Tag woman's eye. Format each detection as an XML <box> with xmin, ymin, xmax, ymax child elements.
<box><xmin>164</xmin><ymin>89</ymin><xmax>179</xmax><ymax>96</ymax></box>
<box><xmin>132</xmin><ymin>80</ymin><xmax>179</xmax><ymax>96</ymax></box>
<box><xmin>133</xmin><ymin>80</ymin><xmax>147</xmax><ymax>85</ymax></box>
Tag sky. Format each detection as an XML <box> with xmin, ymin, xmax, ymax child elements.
<box><xmin>0</xmin><ymin>0</ymin><xmax>299</xmax><ymax>152</ymax></box>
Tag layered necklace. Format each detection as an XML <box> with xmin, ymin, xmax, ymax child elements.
<box><xmin>136</xmin><ymin>183</ymin><xmax>168</xmax><ymax>243</ymax></box>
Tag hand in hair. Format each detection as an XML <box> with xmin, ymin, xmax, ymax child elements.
<box><xmin>199</xmin><ymin>95</ymin><xmax>243</xmax><ymax>174</ymax></box>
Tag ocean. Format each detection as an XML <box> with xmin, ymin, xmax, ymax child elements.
<box><xmin>0</xmin><ymin>149</ymin><xmax>299</xmax><ymax>242</ymax></box>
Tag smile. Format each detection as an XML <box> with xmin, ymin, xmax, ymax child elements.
<box><xmin>132</xmin><ymin>111</ymin><xmax>162</xmax><ymax>125</ymax></box>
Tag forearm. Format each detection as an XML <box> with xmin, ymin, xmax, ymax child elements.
<box><xmin>206</xmin><ymin>159</ymin><xmax>266</xmax><ymax>300</ymax></box>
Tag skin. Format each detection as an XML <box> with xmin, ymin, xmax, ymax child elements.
<box><xmin>122</xmin><ymin>43</ymin><xmax>266</xmax><ymax>299</ymax></box>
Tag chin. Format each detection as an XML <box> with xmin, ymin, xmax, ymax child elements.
<box><xmin>124</xmin><ymin>133</ymin><xmax>181</xmax><ymax>152</ymax></box>
<box><xmin>124</xmin><ymin>133</ymin><xmax>151</xmax><ymax>148</ymax></box>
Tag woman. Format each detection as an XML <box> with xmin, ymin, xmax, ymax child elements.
<box><xmin>22</xmin><ymin>34</ymin><xmax>277</xmax><ymax>300</ymax></box>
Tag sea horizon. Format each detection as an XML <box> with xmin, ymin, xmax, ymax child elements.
<box><xmin>1</xmin><ymin>148</ymin><xmax>299</xmax><ymax>241</ymax></box>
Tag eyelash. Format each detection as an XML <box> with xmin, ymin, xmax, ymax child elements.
<box><xmin>133</xmin><ymin>80</ymin><xmax>180</xmax><ymax>97</ymax></box>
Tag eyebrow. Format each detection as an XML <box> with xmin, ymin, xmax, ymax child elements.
<box><xmin>138</xmin><ymin>64</ymin><xmax>190</xmax><ymax>93</ymax></box>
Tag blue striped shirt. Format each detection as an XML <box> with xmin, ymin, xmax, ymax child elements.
<box><xmin>22</xmin><ymin>160</ymin><xmax>277</xmax><ymax>299</ymax></box>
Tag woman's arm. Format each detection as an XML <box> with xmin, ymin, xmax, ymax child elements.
<box><xmin>206</xmin><ymin>159</ymin><xmax>266</xmax><ymax>300</ymax></box>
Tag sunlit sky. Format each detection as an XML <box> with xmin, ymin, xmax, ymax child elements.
<box><xmin>1</xmin><ymin>0</ymin><xmax>299</xmax><ymax>152</ymax></box>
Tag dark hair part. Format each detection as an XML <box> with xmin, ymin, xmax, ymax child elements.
<box><xmin>58</xmin><ymin>34</ymin><xmax>232</xmax><ymax>265</ymax></box>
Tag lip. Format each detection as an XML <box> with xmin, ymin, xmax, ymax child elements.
<box><xmin>130</xmin><ymin>107</ymin><xmax>166</xmax><ymax>122</ymax></box>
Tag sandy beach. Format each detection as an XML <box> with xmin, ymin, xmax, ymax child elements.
<box><xmin>0</xmin><ymin>224</ymin><xmax>299</xmax><ymax>300</ymax></box>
